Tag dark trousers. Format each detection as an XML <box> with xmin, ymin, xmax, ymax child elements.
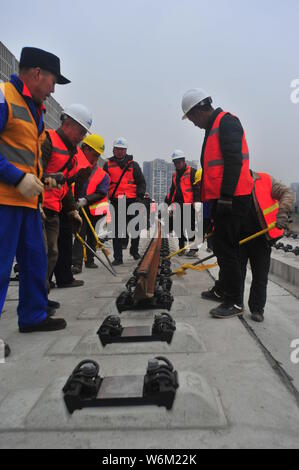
<box><xmin>171</xmin><ymin>204</ymin><xmax>196</xmax><ymax>249</ymax></box>
<box><xmin>203</xmin><ymin>218</ymin><xmax>213</xmax><ymax>250</ymax></box>
<box><xmin>213</xmin><ymin>213</ymin><xmax>244</xmax><ymax>305</ymax></box>
<box><xmin>239</xmin><ymin>237</ymin><xmax>272</xmax><ymax>314</ymax></box>
<box><xmin>72</xmin><ymin>212</ymin><xmax>103</xmax><ymax>267</ymax></box>
<box><xmin>112</xmin><ymin>201</ymin><xmax>140</xmax><ymax>262</ymax></box>
<box><xmin>54</xmin><ymin>212</ymin><xmax>74</xmax><ymax>286</ymax></box>
<box><xmin>43</xmin><ymin>208</ymin><xmax>60</xmax><ymax>290</ymax></box>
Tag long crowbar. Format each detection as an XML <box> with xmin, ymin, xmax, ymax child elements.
<box><xmin>171</xmin><ymin>222</ymin><xmax>276</xmax><ymax>277</ymax></box>
<box><xmin>76</xmin><ymin>232</ymin><xmax>117</xmax><ymax>277</ymax></box>
<box><xmin>80</xmin><ymin>206</ymin><xmax>116</xmax><ymax>275</ymax></box>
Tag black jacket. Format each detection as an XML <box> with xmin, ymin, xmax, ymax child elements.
<box><xmin>166</xmin><ymin>166</ymin><xmax>200</xmax><ymax>205</ymax></box>
<box><xmin>103</xmin><ymin>155</ymin><xmax>146</xmax><ymax>201</ymax></box>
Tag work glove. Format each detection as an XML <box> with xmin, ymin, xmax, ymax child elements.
<box><xmin>276</xmin><ymin>214</ymin><xmax>289</xmax><ymax>230</ymax></box>
<box><xmin>43</xmin><ymin>172</ymin><xmax>64</xmax><ymax>189</ymax></box>
<box><xmin>77</xmin><ymin>198</ymin><xmax>88</xmax><ymax>209</ymax></box>
<box><xmin>217</xmin><ymin>197</ymin><xmax>233</xmax><ymax>216</ymax></box>
<box><xmin>193</xmin><ymin>202</ymin><xmax>201</xmax><ymax>214</ymax></box>
<box><xmin>16</xmin><ymin>173</ymin><xmax>44</xmax><ymax>199</ymax></box>
<box><xmin>68</xmin><ymin>210</ymin><xmax>83</xmax><ymax>233</ymax></box>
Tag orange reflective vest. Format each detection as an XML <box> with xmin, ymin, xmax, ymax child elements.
<box><xmin>86</xmin><ymin>166</ymin><xmax>109</xmax><ymax>216</ymax></box>
<box><xmin>43</xmin><ymin>130</ymin><xmax>83</xmax><ymax>213</ymax></box>
<box><xmin>107</xmin><ymin>160</ymin><xmax>137</xmax><ymax>199</ymax></box>
<box><xmin>0</xmin><ymin>82</ymin><xmax>46</xmax><ymax>208</ymax></box>
<box><xmin>254</xmin><ymin>173</ymin><xmax>284</xmax><ymax>240</ymax></box>
<box><xmin>201</xmin><ymin>111</ymin><xmax>253</xmax><ymax>202</ymax></box>
<box><xmin>171</xmin><ymin>166</ymin><xmax>194</xmax><ymax>204</ymax></box>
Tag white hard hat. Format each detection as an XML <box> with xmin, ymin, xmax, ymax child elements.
<box><xmin>113</xmin><ymin>137</ymin><xmax>128</xmax><ymax>149</ymax></box>
<box><xmin>172</xmin><ymin>149</ymin><xmax>186</xmax><ymax>161</ymax></box>
<box><xmin>62</xmin><ymin>104</ymin><xmax>93</xmax><ymax>132</ymax></box>
<box><xmin>181</xmin><ymin>88</ymin><xmax>212</xmax><ymax>120</ymax></box>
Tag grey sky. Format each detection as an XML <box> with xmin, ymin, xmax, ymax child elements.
<box><xmin>2</xmin><ymin>0</ymin><xmax>299</xmax><ymax>183</ymax></box>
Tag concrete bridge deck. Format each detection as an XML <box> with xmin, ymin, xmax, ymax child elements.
<box><xmin>0</xmin><ymin>236</ymin><xmax>299</xmax><ymax>449</ymax></box>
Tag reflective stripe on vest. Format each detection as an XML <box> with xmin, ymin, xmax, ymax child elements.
<box><xmin>263</xmin><ymin>202</ymin><xmax>279</xmax><ymax>217</ymax></box>
<box><xmin>89</xmin><ymin>200</ymin><xmax>109</xmax><ymax>216</ymax></box>
<box><xmin>201</xmin><ymin>111</ymin><xmax>253</xmax><ymax>202</ymax></box>
<box><xmin>0</xmin><ymin>142</ymin><xmax>35</xmax><ymax>167</ymax></box>
<box><xmin>0</xmin><ymin>82</ymin><xmax>45</xmax><ymax>209</ymax></box>
<box><xmin>171</xmin><ymin>166</ymin><xmax>194</xmax><ymax>204</ymax></box>
<box><xmin>254</xmin><ymin>173</ymin><xmax>284</xmax><ymax>240</ymax></box>
<box><xmin>86</xmin><ymin>166</ymin><xmax>109</xmax><ymax>216</ymax></box>
<box><xmin>11</xmin><ymin>104</ymin><xmax>32</xmax><ymax>123</ymax></box>
<box><xmin>107</xmin><ymin>160</ymin><xmax>137</xmax><ymax>199</ymax></box>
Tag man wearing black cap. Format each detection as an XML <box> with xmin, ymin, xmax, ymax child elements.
<box><xmin>0</xmin><ymin>47</ymin><xmax>70</xmax><ymax>342</ymax></box>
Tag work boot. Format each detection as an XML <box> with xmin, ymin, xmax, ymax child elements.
<box><xmin>4</xmin><ymin>343</ymin><xmax>11</xmax><ymax>358</ymax></box>
<box><xmin>57</xmin><ymin>279</ymin><xmax>84</xmax><ymax>288</ymax></box>
<box><xmin>72</xmin><ymin>265</ymin><xmax>82</xmax><ymax>275</ymax></box>
<box><xmin>210</xmin><ymin>303</ymin><xmax>244</xmax><ymax>319</ymax></box>
<box><xmin>202</xmin><ymin>287</ymin><xmax>225</xmax><ymax>303</ymax></box>
<box><xmin>47</xmin><ymin>299</ymin><xmax>61</xmax><ymax>309</ymax></box>
<box><xmin>46</xmin><ymin>306</ymin><xmax>56</xmax><ymax>317</ymax></box>
<box><xmin>251</xmin><ymin>312</ymin><xmax>264</xmax><ymax>323</ymax></box>
<box><xmin>19</xmin><ymin>316</ymin><xmax>67</xmax><ymax>333</ymax></box>
<box><xmin>130</xmin><ymin>253</ymin><xmax>141</xmax><ymax>261</ymax></box>
<box><xmin>85</xmin><ymin>262</ymin><xmax>98</xmax><ymax>269</ymax></box>
<box><xmin>112</xmin><ymin>260</ymin><xmax>124</xmax><ymax>266</ymax></box>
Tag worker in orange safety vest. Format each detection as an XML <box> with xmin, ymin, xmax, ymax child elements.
<box><xmin>202</xmin><ymin>171</ymin><xmax>294</xmax><ymax>323</ymax></box>
<box><xmin>182</xmin><ymin>88</ymin><xmax>253</xmax><ymax>319</ymax></box>
<box><xmin>72</xmin><ymin>134</ymin><xmax>110</xmax><ymax>273</ymax></box>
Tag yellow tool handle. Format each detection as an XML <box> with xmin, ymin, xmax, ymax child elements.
<box><xmin>239</xmin><ymin>223</ymin><xmax>276</xmax><ymax>246</ymax></box>
<box><xmin>76</xmin><ymin>232</ymin><xmax>87</xmax><ymax>261</ymax></box>
<box><xmin>174</xmin><ymin>262</ymin><xmax>218</xmax><ymax>277</ymax></box>
<box><xmin>81</xmin><ymin>207</ymin><xmax>104</xmax><ymax>249</ymax></box>
<box><xmin>166</xmin><ymin>244</ymin><xmax>193</xmax><ymax>260</ymax></box>
<box><xmin>172</xmin><ymin>223</ymin><xmax>276</xmax><ymax>277</ymax></box>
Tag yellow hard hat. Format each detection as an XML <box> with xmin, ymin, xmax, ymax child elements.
<box><xmin>82</xmin><ymin>134</ymin><xmax>105</xmax><ymax>155</ymax></box>
<box><xmin>194</xmin><ymin>168</ymin><xmax>203</xmax><ymax>185</ymax></box>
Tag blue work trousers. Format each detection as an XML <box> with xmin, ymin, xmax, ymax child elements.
<box><xmin>0</xmin><ymin>206</ymin><xmax>47</xmax><ymax>327</ymax></box>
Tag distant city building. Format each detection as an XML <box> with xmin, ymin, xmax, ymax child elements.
<box><xmin>0</xmin><ymin>41</ymin><xmax>63</xmax><ymax>130</ymax></box>
<box><xmin>143</xmin><ymin>158</ymin><xmax>199</xmax><ymax>204</ymax></box>
<box><xmin>291</xmin><ymin>183</ymin><xmax>299</xmax><ymax>212</ymax></box>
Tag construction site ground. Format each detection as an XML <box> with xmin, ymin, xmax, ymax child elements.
<box><xmin>1</xmin><ymin>234</ymin><xmax>299</xmax><ymax>450</ymax></box>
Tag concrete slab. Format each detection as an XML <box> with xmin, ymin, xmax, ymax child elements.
<box><xmin>242</xmin><ymin>277</ymin><xmax>299</xmax><ymax>392</ymax></box>
<box><xmin>24</xmin><ymin>372</ymin><xmax>227</xmax><ymax>431</ymax></box>
<box><xmin>76</xmin><ymin>295</ymin><xmax>206</xmax><ymax>321</ymax></box>
<box><xmin>45</xmin><ymin>322</ymin><xmax>207</xmax><ymax>356</ymax></box>
<box><xmin>270</xmin><ymin>253</ymin><xmax>299</xmax><ymax>287</ymax></box>
<box><xmin>0</xmin><ymin>388</ymin><xmax>44</xmax><ymax>430</ymax></box>
<box><xmin>1</xmin><ymin>241</ymin><xmax>299</xmax><ymax>448</ymax></box>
